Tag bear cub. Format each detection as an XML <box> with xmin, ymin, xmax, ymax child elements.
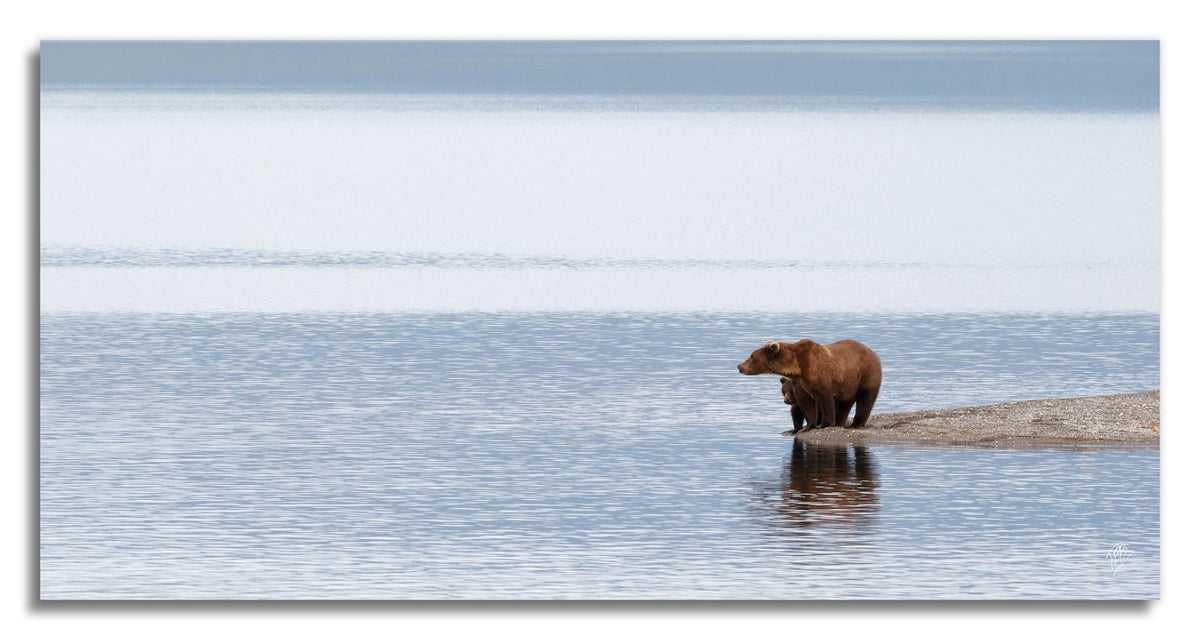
<box><xmin>780</xmin><ymin>377</ymin><xmax>818</xmax><ymax>434</ymax></box>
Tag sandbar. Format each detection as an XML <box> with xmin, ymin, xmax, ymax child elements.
<box><xmin>788</xmin><ymin>391</ymin><xmax>1160</xmax><ymax>448</ymax></box>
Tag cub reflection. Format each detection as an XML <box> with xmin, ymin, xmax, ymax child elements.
<box><xmin>775</xmin><ymin>441</ymin><xmax>879</xmax><ymax>531</ymax></box>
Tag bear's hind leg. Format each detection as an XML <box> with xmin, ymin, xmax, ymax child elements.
<box><xmin>850</xmin><ymin>387</ymin><xmax>880</xmax><ymax>427</ymax></box>
<box><xmin>834</xmin><ymin>401</ymin><xmax>853</xmax><ymax>427</ymax></box>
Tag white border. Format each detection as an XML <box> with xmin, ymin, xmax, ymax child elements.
<box><xmin>7</xmin><ymin>1</ymin><xmax>1194</xmax><ymax>638</ymax></box>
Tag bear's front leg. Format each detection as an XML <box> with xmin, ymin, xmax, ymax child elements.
<box><xmin>797</xmin><ymin>396</ymin><xmax>819</xmax><ymax>432</ymax></box>
<box><xmin>815</xmin><ymin>393</ymin><xmax>836</xmax><ymax>429</ymax></box>
<box><xmin>789</xmin><ymin>404</ymin><xmax>808</xmax><ymax>434</ymax></box>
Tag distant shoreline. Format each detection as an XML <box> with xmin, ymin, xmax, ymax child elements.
<box><xmin>790</xmin><ymin>391</ymin><xmax>1160</xmax><ymax>448</ymax></box>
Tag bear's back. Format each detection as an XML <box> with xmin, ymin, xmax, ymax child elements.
<box><xmin>826</xmin><ymin>340</ymin><xmax>883</xmax><ymax>387</ymax></box>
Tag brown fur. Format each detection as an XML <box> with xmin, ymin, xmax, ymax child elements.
<box><xmin>739</xmin><ymin>339</ymin><xmax>882</xmax><ymax>429</ymax></box>
<box><xmin>780</xmin><ymin>377</ymin><xmax>817</xmax><ymax>433</ymax></box>
<box><xmin>781</xmin><ymin>376</ymin><xmax>798</xmax><ymax>405</ymax></box>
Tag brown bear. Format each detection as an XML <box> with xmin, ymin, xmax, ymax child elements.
<box><xmin>739</xmin><ymin>339</ymin><xmax>882</xmax><ymax>431</ymax></box>
<box><xmin>780</xmin><ymin>377</ymin><xmax>819</xmax><ymax>433</ymax></box>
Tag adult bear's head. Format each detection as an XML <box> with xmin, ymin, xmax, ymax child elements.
<box><xmin>737</xmin><ymin>340</ymin><xmax>784</xmax><ymax>375</ymax></box>
<box><xmin>739</xmin><ymin>340</ymin><xmax>812</xmax><ymax>377</ymax></box>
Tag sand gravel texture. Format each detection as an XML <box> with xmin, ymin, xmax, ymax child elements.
<box><xmin>788</xmin><ymin>391</ymin><xmax>1160</xmax><ymax>448</ymax></box>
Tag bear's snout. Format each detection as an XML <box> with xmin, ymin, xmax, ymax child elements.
<box><xmin>737</xmin><ymin>363</ymin><xmax>745</xmax><ymax>374</ymax></box>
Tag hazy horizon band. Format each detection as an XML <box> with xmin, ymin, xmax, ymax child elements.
<box><xmin>40</xmin><ymin>40</ymin><xmax>1158</xmax><ymax>112</ymax></box>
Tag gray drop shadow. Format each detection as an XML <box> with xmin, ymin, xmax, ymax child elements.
<box><xmin>26</xmin><ymin>44</ymin><xmax>1153</xmax><ymax>613</ymax></box>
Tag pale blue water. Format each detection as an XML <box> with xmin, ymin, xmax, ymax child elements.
<box><xmin>40</xmin><ymin>311</ymin><xmax>1159</xmax><ymax>599</ymax></box>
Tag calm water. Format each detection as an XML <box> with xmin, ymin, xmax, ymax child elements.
<box><xmin>40</xmin><ymin>312</ymin><xmax>1159</xmax><ymax>599</ymax></box>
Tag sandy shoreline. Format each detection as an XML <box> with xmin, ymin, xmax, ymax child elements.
<box><xmin>787</xmin><ymin>391</ymin><xmax>1160</xmax><ymax>448</ymax></box>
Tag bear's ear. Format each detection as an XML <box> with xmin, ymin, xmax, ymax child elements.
<box><xmin>765</xmin><ymin>340</ymin><xmax>781</xmax><ymax>355</ymax></box>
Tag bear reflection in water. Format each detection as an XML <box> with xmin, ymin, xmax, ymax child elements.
<box><xmin>770</xmin><ymin>441</ymin><xmax>880</xmax><ymax>533</ymax></box>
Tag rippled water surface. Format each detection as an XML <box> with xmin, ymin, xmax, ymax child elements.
<box><xmin>40</xmin><ymin>312</ymin><xmax>1159</xmax><ymax>598</ymax></box>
